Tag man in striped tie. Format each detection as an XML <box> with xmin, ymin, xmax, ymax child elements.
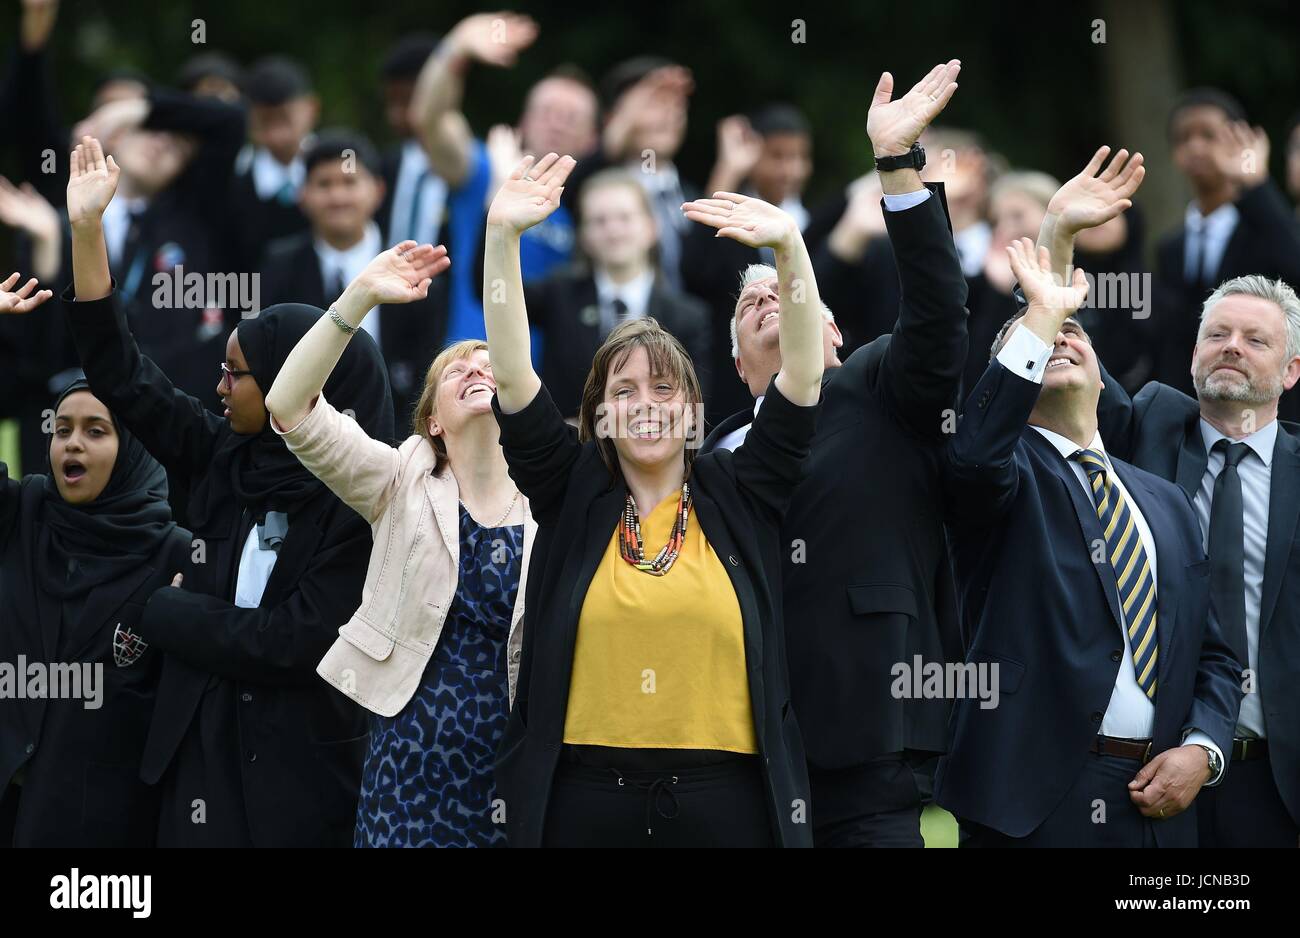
<box><xmin>938</xmin><ymin>235</ymin><xmax>1242</xmax><ymax>847</ymax></box>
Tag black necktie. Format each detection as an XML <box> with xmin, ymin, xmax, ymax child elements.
<box><xmin>1206</xmin><ymin>440</ymin><xmax>1251</xmax><ymax>664</ymax></box>
<box><xmin>328</xmin><ymin>269</ymin><xmax>347</xmax><ymax>305</ymax></box>
<box><xmin>611</xmin><ymin>297</ymin><xmax>629</xmax><ymax>325</ymax></box>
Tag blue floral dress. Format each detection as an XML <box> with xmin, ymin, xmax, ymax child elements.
<box><xmin>354</xmin><ymin>505</ymin><xmax>524</xmax><ymax>847</ymax></box>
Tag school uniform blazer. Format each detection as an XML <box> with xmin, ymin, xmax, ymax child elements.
<box><xmin>490</xmin><ymin>376</ymin><xmax>820</xmax><ymax>848</ymax></box>
<box><xmin>0</xmin><ymin>466</ymin><xmax>192</xmax><ymax>846</ymax></box>
<box><xmin>275</xmin><ymin>392</ymin><xmax>537</xmax><ymax>715</ymax></box>
<box><xmin>938</xmin><ymin>359</ymin><xmax>1242</xmax><ymax>843</ymax></box>
<box><xmin>64</xmin><ymin>290</ymin><xmax>374</xmax><ymax>847</ymax></box>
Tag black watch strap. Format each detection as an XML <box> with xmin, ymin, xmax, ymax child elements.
<box><xmin>874</xmin><ymin>143</ymin><xmax>926</xmax><ymax>173</ymax></box>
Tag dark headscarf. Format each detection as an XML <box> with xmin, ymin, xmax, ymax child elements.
<box><xmin>36</xmin><ymin>379</ymin><xmax>176</xmax><ymax>605</ymax></box>
<box><xmin>184</xmin><ymin>304</ymin><xmax>394</xmax><ymax>530</ymax></box>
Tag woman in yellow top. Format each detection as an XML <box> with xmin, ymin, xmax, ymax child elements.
<box><xmin>483</xmin><ymin>151</ymin><xmax>826</xmax><ymax>847</ymax></box>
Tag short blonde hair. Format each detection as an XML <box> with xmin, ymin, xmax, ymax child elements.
<box><xmin>412</xmin><ymin>339</ymin><xmax>490</xmax><ymax>473</ymax></box>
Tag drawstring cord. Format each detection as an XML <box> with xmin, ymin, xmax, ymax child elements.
<box><xmin>608</xmin><ymin>768</ymin><xmax>680</xmax><ymax>837</ymax></box>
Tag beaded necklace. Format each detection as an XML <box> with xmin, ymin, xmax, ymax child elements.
<box><xmin>618</xmin><ymin>482</ymin><xmax>692</xmax><ymax>575</ymax></box>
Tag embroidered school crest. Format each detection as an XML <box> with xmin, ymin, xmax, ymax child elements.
<box><xmin>112</xmin><ymin>623</ymin><xmax>149</xmax><ymax>668</ymax></box>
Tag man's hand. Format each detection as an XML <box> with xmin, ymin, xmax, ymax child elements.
<box><xmin>20</xmin><ymin>0</ymin><xmax>59</xmax><ymax>52</ymax></box>
<box><xmin>706</xmin><ymin>116</ymin><xmax>763</xmax><ymax>194</ymax></box>
<box><xmin>1215</xmin><ymin>121</ymin><xmax>1271</xmax><ymax>190</ymax></box>
<box><xmin>67</xmin><ymin>137</ymin><xmax>120</xmax><ymax>228</ymax></box>
<box><xmin>1047</xmin><ymin>146</ymin><xmax>1145</xmax><ymax>236</ymax></box>
<box><xmin>682</xmin><ymin>191</ymin><xmax>798</xmax><ymax>250</ymax></box>
<box><xmin>0</xmin><ymin>272</ymin><xmax>53</xmax><ymax>315</ymax></box>
<box><xmin>827</xmin><ymin>174</ymin><xmax>887</xmax><ymax>263</ymax></box>
<box><xmin>447</xmin><ymin>12</ymin><xmax>539</xmax><ymax>67</ymax></box>
<box><xmin>0</xmin><ymin>177</ymin><xmax>60</xmax><ymax>244</ymax></box>
<box><xmin>602</xmin><ymin>65</ymin><xmax>693</xmax><ymax>160</ymax></box>
<box><xmin>348</xmin><ymin>241</ymin><xmax>450</xmax><ymax>309</ymax></box>
<box><xmin>486</xmin><ymin>153</ymin><xmax>576</xmax><ymax>233</ymax></box>
<box><xmin>1006</xmin><ymin>237</ymin><xmax>1088</xmax><ymax>343</ymax></box>
<box><xmin>1128</xmin><ymin>745</ymin><xmax>1213</xmax><ymax>819</ymax></box>
<box><xmin>867</xmin><ymin>59</ymin><xmax>961</xmax><ymax>159</ymax></box>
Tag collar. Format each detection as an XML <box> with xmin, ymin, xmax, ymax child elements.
<box><xmin>637</xmin><ymin>163</ymin><xmax>680</xmax><ymax>194</ymax></box>
<box><xmin>1032</xmin><ymin>424</ymin><xmax>1109</xmax><ymax>465</ymax></box>
<box><xmin>752</xmin><ymin>395</ymin><xmax>765</xmax><ymax>420</ymax></box>
<box><xmin>1199</xmin><ymin>416</ymin><xmax>1277</xmax><ymax>467</ymax></box>
<box><xmin>251</xmin><ymin>147</ymin><xmax>306</xmax><ymax>199</ymax></box>
<box><xmin>594</xmin><ymin>268</ymin><xmax>655</xmax><ymax>317</ymax></box>
<box><xmin>315</xmin><ymin>222</ymin><xmax>383</xmax><ymax>272</ymax></box>
<box><xmin>1184</xmin><ymin>199</ymin><xmax>1239</xmax><ymax>234</ymax></box>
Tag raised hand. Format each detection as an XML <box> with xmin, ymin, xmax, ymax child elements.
<box><xmin>0</xmin><ymin>272</ymin><xmax>53</xmax><ymax>315</ymax></box>
<box><xmin>681</xmin><ymin>191</ymin><xmax>798</xmax><ymax>250</ymax></box>
<box><xmin>486</xmin><ymin>153</ymin><xmax>575</xmax><ymax>233</ymax></box>
<box><xmin>867</xmin><ymin>59</ymin><xmax>961</xmax><ymax>158</ymax></box>
<box><xmin>70</xmin><ymin>98</ymin><xmax>149</xmax><ymax>150</ymax></box>
<box><xmin>603</xmin><ymin>65</ymin><xmax>693</xmax><ymax>158</ymax></box>
<box><xmin>447</xmin><ymin>12</ymin><xmax>539</xmax><ymax>67</ymax></box>
<box><xmin>1006</xmin><ymin>237</ymin><xmax>1088</xmax><ymax>322</ymax></box>
<box><xmin>1048</xmin><ymin>146</ymin><xmax>1145</xmax><ymax>236</ymax></box>
<box><xmin>0</xmin><ymin>176</ymin><xmax>60</xmax><ymax>243</ymax></box>
<box><xmin>67</xmin><ymin>137</ymin><xmax>120</xmax><ymax>228</ymax></box>
<box><xmin>1214</xmin><ymin>121</ymin><xmax>1270</xmax><ymax>190</ymax></box>
<box><xmin>20</xmin><ymin>0</ymin><xmax>59</xmax><ymax>52</ymax></box>
<box><xmin>351</xmin><ymin>241</ymin><xmax>451</xmax><ymax>307</ymax></box>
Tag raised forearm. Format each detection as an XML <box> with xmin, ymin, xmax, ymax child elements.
<box><xmin>483</xmin><ymin>224</ymin><xmax>540</xmax><ymax>413</ymax></box>
<box><xmin>410</xmin><ymin>42</ymin><xmax>472</xmax><ymax>186</ymax></box>
<box><xmin>70</xmin><ymin>219</ymin><xmax>111</xmax><ymax>301</ymax></box>
<box><xmin>773</xmin><ymin>229</ymin><xmax>825</xmax><ymax>405</ymax></box>
<box><xmin>1036</xmin><ymin>213</ymin><xmax>1076</xmax><ymax>283</ymax></box>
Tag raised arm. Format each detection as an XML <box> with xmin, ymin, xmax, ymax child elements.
<box><xmin>265</xmin><ymin>240</ymin><xmax>449</xmax><ymax>521</ymax></box>
<box><xmin>1036</xmin><ymin>145</ymin><xmax>1144</xmax><ymax>283</ymax></box>
<box><xmin>681</xmin><ymin>192</ymin><xmax>824</xmax><ymax>405</ymax></box>
<box><xmin>63</xmin><ymin>136</ymin><xmax>221</xmax><ymax>476</ymax></box>
<box><xmin>483</xmin><ymin>152</ymin><xmax>574</xmax><ymax>413</ymax></box>
<box><xmin>409</xmin><ymin>12</ymin><xmax>538</xmax><ymax>188</ymax></box>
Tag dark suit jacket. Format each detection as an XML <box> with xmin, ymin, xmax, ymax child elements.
<box><xmin>938</xmin><ymin>359</ymin><xmax>1242</xmax><ymax>843</ymax></box>
<box><xmin>1153</xmin><ymin>180</ymin><xmax>1300</xmax><ymax>419</ymax></box>
<box><xmin>259</xmin><ymin>232</ymin><xmax>448</xmax><ymax>436</ymax></box>
<box><xmin>491</xmin><ymin>377</ymin><xmax>819</xmax><ymax>847</ymax></box>
<box><xmin>701</xmin><ymin>186</ymin><xmax>967</xmax><ymax>769</ymax></box>
<box><xmin>66</xmin><ymin>291</ymin><xmax>373</xmax><ymax>847</ymax></box>
<box><xmin>525</xmin><ymin>269</ymin><xmax>711</xmax><ymax>419</ymax></box>
<box><xmin>1097</xmin><ymin>371</ymin><xmax>1300</xmax><ymax>826</ymax></box>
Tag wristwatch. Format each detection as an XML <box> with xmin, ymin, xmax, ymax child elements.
<box><xmin>874</xmin><ymin>143</ymin><xmax>926</xmax><ymax>173</ymax></box>
<box><xmin>1196</xmin><ymin>744</ymin><xmax>1222</xmax><ymax>782</ymax></box>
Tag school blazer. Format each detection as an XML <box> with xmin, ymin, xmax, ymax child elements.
<box><xmin>277</xmin><ymin>392</ymin><xmax>537</xmax><ymax>715</ymax></box>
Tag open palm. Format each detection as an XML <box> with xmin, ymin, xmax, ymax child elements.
<box><xmin>67</xmin><ymin>136</ymin><xmax>119</xmax><ymax>226</ymax></box>
<box><xmin>1049</xmin><ymin>146</ymin><xmax>1145</xmax><ymax>235</ymax></box>
<box><xmin>867</xmin><ymin>59</ymin><xmax>961</xmax><ymax>158</ymax></box>
<box><xmin>0</xmin><ymin>272</ymin><xmax>53</xmax><ymax>315</ymax></box>
<box><xmin>354</xmin><ymin>241</ymin><xmax>451</xmax><ymax>306</ymax></box>
<box><xmin>1007</xmin><ymin>238</ymin><xmax>1089</xmax><ymax>317</ymax></box>
<box><xmin>682</xmin><ymin>191</ymin><xmax>796</xmax><ymax>249</ymax></box>
<box><xmin>487</xmin><ymin>153</ymin><xmax>575</xmax><ymax>233</ymax></box>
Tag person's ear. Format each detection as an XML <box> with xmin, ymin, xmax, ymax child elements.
<box><xmin>828</xmin><ymin>319</ymin><xmax>844</xmax><ymax>349</ymax></box>
<box><xmin>1284</xmin><ymin>355</ymin><xmax>1300</xmax><ymax>392</ymax></box>
<box><xmin>427</xmin><ymin>416</ymin><xmax>443</xmax><ymax>438</ymax></box>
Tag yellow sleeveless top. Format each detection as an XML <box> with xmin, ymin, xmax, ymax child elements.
<box><xmin>562</xmin><ymin>491</ymin><xmax>758</xmax><ymax>753</ymax></box>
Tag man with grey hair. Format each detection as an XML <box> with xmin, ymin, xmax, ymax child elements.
<box><xmin>697</xmin><ymin>60</ymin><xmax>969</xmax><ymax>847</ymax></box>
<box><xmin>1043</xmin><ymin>166</ymin><xmax>1300</xmax><ymax>846</ymax></box>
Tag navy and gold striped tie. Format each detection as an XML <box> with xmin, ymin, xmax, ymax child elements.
<box><xmin>1073</xmin><ymin>448</ymin><xmax>1158</xmax><ymax>699</ymax></box>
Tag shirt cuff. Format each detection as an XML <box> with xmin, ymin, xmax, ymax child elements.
<box><xmin>882</xmin><ymin>189</ymin><xmax>931</xmax><ymax>212</ymax></box>
<box><xmin>995</xmin><ymin>325</ymin><xmax>1053</xmax><ymax>384</ymax></box>
<box><xmin>1182</xmin><ymin>729</ymin><xmax>1226</xmax><ymax>786</ymax></box>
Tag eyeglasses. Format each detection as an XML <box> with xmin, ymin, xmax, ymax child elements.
<box><xmin>219</xmin><ymin>362</ymin><xmax>254</xmax><ymax>388</ymax></box>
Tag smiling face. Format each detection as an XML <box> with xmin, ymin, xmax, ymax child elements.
<box><xmin>299</xmin><ymin>161</ymin><xmax>384</xmax><ymax>245</ymax></box>
<box><xmin>579</xmin><ymin>181</ymin><xmax>656</xmax><ymax>271</ymax></box>
<box><xmin>50</xmin><ymin>391</ymin><xmax>120</xmax><ymax>505</ymax></box>
<box><xmin>996</xmin><ymin>316</ymin><xmax>1101</xmax><ymax>399</ymax></box>
<box><xmin>732</xmin><ymin>275</ymin><xmax>841</xmax><ymax>391</ymax></box>
<box><xmin>217</xmin><ymin>329</ymin><xmax>267</xmax><ymax>435</ymax></box>
<box><xmin>600</xmin><ymin>345</ymin><xmax>693</xmax><ymax>471</ymax></box>
<box><xmin>428</xmin><ymin>347</ymin><xmax>497</xmax><ymax>439</ymax></box>
<box><xmin>520</xmin><ymin>76</ymin><xmax>598</xmax><ymax>158</ymax></box>
<box><xmin>1193</xmin><ymin>293</ymin><xmax>1300</xmax><ymax>405</ymax></box>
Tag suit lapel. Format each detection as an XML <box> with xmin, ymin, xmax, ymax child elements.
<box><xmin>1175</xmin><ymin>413</ymin><xmax>1208</xmax><ymax>499</ymax></box>
<box><xmin>1261</xmin><ymin>428</ymin><xmax>1300</xmax><ymax>637</ymax></box>
<box><xmin>702</xmin><ymin>409</ymin><xmax>754</xmax><ymax>454</ymax></box>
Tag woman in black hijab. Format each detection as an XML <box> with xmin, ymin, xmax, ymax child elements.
<box><xmin>61</xmin><ymin>136</ymin><xmax>394</xmax><ymax>846</ymax></box>
<box><xmin>1</xmin><ymin>377</ymin><xmax>191</xmax><ymax>846</ymax></box>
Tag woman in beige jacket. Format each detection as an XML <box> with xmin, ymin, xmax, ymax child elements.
<box><xmin>265</xmin><ymin>240</ymin><xmax>537</xmax><ymax>847</ymax></box>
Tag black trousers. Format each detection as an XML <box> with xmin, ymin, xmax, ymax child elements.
<box><xmin>960</xmin><ymin>751</ymin><xmax>1159</xmax><ymax>847</ymax></box>
<box><xmin>808</xmin><ymin>753</ymin><xmax>924</xmax><ymax>847</ymax></box>
<box><xmin>542</xmin><ymin>753</ymin><xmax>775</xmax><ymax>847</ymax></box>
<box><xmin>1198</xmin><ymin>754</ymin><xmax>1300</xmax><ymax>848</ymax></box>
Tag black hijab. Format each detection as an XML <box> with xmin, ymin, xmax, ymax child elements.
<box><xmin>36</xmin><ymin>379</ymin><xmax>176</xmax><ymax>604</ymax></box>
<box><xmin>184</xmin><ymin>304</ymin><xmax>394</xmax><ymax>530</ymax></box>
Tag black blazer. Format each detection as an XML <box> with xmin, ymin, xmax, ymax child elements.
<box><xmin>0</xmin><ymin>470</ymin><xmax>191</xmax><ymax>846</ymax></box>
<box><xmin>491</xmin><ymin>377</ymin><xmax>819</xmax><ymax>847</ymax></box>
<box><xmin>1097</xmin><ymin>371</ymin><xmax>1300</xmax><ymax>827</ymax></box>
<box><xmin>701</xmin><ymin>187</ymin><xmax>967</xmax><ymax>769</ymax></box>
<box><xmin>939</xmin><ymin>360</ymin><xmax>1242</xmax><ymax>842</ymax></box>
<box><xmin>259</xmin><ymin>232</ymin><xmax>448</xmax><ymax>435</ymax></box>
<box><xmin>65</xmin><ymin>291</ymin><xmax>373</xmax><ymax>847</ymax></box>
<box><xmin>525</xmin><ymin>270</ymin><xmax>711</xmax><ymax>419</ymax></box>
<box><xmin>1152</xmin><ymin>180</ymin><xmax>1300</xmax><ymax>415</ymax></box>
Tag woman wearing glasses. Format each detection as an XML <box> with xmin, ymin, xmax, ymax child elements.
<box><xmin>60</xmin><ymin>136</ymin><xmax>403</xmax><ymax>846</ymax></box>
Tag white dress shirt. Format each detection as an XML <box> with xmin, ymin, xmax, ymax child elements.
<box><xmin>996</xmin><ymin>327</ymin><xmax>1225</xmax><ymax>780</ymax></box>
<box><xmin>101</xmin><ymin>195</ymin><xmax>149</xmax><ymax>268</ymax></box>
<box><xmin>954</xmin><ymin>221</ymin><xmax>992</xmax><ymax>279</ymax></box>
<box><xmin>388</xmin><ymin>140</ymin><xmax>448</xmax><ymax>247</ymax></box>
<box><xmin>248</xmin><ymin>147</ymin><xmax>306</xmax><ymax>202</ymax></box>
<box><xmin>1196</xmin><ymin>418</ymin><xmax>1276</xmax><ymax>739</ymax></box>
<box><xmin>716</xmin><ymin>396</ymin><xmax>765</xmax><ymax>453</ymax></box>
<box><xmin>1183</xmin><ymin>200</ymin><xmax>1240</xmax><ymax>286</ymax></box>
<box><xmin>316</xmin><ymin>223</ymin><xmax>384</xmax><ymax>346</ymax></box>
<box><xmin>234</xmin><ymin>527</ymin><xmax>279</xmax><ymax>609</ymax></box>
<box><xmin>594</xmin><ymin>268</ymin><xmax>655</xmax><ymax>334</ymax></box>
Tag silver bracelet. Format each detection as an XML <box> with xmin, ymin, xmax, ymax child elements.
<box><xmin>327</xmin><ymin>304</ymin><xmax>357</xmax><ymax>336</ymax></box>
